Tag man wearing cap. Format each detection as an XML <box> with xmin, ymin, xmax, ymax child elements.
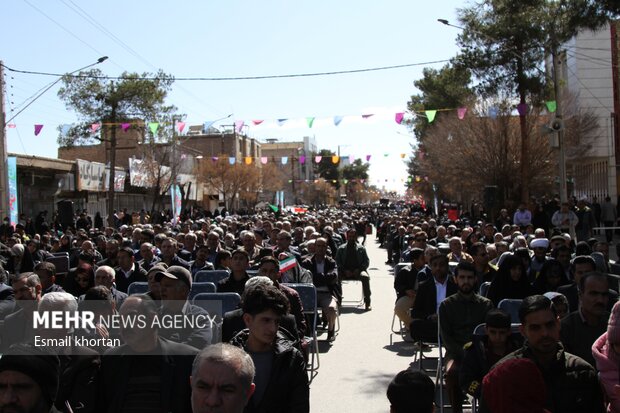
<box><xmin>0</xmin><ymin>344</ymin><xmax>61</xmax><ymax>413</ymax></box>
<box><xmin>529</xmin><ymin>238</ymin><xmax>550</xmax><ymax>280</ymax></box>
<box><xmin>114</xmin><ymin>246</ymin><xmax>148</xmax><ymax>293</ymax></box>
<box><xmin>189</xmin><ymin>244</ymin><xmax>215</xmax><ymax>277</ymax></box>
<box><xmin>156</xmin><ymin>265</ymin><xmax>212</xmax><ymax>349</ymax></box>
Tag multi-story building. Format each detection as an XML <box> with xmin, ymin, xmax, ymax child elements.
<box><xmin>260</xmin><ymin>136</ymin><xmax>317</xmax><ymax>205</ymax></box>
<box><xmin>560</xmin><ymin>20</ymin><xmax>620</xmax><ymax>201</ymax></box>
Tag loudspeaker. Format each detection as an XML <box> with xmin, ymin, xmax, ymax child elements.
<box><xmin>57</xmin><ymin>200</ymin><xmax>75</xmax><ymax>228</ymax></box>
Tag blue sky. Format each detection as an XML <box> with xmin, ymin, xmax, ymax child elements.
<box><xmin>3</xmin><ymin>0</ymin><xmax>465</xmax><ymax>192</ymax></box>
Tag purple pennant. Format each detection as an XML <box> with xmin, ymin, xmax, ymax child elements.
<box><xmin>211</xmin><ymin>157</ymin><xmax>219</xmax><ymax>162</ymax></box>
<box><xmin>395</xmin><ymin>112</ymin><xmax>404</xmax><ymax>124</ymax></box>
<box><xmin>34</xmin><ymin>124</ymin><xmax>43</xmax><ymax>136</ymax></box>
<box><xmin>366</xmin><ymin>155</ymin><xmax>371</xmax><ymax>161</ymax></box>
<box><xmin>121</xmin><ymin>123</ymin><xmax>131</xmax><ymax>132</ymax></box>
<box><xmin>362</xmin><ymin>114</ymin><xmax>374</xmax><ymax>119</ymax></box>
<box><xmin>299</xmin><ymin>156</ymin><xmax>306</xmax><ymax>164</ymax></box>
<box><xmin>517</xmin><ymin>103</ymin><xmax>528</xmax><ymax>116</ymax></box>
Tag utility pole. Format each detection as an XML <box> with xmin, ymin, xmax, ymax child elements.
<box><xmin>0</xmin><ymin>62</ymin><xmax>8</xmax><ymax>220</ymax></box>
<box><xmin>291</xmin><ymin>149</ymin><xmax>296</xmax><ymax>204</ymax></box>
<box><xmin>106</xmin><ymin>81</ymin><xmax>117</xmax><ymax>227</ymax></box>
<box><xmin>552</xmin><ymin>47</ymin><xmax>568</xmax><ymax>203</ymax></box>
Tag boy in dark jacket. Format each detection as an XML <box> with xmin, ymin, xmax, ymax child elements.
<box><xmin>230</xmin><ymin>283</ymin><xmax>309</xmax><ymax>413</ymax></box>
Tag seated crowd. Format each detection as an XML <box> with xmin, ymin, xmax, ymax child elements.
<box><xmin>0</xmin><ymin>206</ymin><xmax>374</xmax><ymax>413</ymax></box>
<box><xmin>390</xmin><ymin>211</ymin><xmax>620</xmax><ymax>413</ymax></box>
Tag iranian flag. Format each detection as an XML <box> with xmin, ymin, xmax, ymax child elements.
<box><xmin>279</xmin><ymin>256</ymin><xmax>297</xmax><ymax>273</ymax></box>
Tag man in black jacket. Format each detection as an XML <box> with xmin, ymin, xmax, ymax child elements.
<box><xmin>488</xmin><ymin>295</ymin><xmax>604</xmax><ymax>413</ymax></box>
<box><xmin>97</xmin><ymin>294</ymin><xmax>197</xmax><ymax>413</ymax></box>
<box><xmin>114</xmin><ymin>247</ymin><xmax>148</xmax><ymax>293</ymax></box>
<box><xmin>230</xmin><ymin>283</ymin><xmax>309</xmax><ymax>413</ymax></box>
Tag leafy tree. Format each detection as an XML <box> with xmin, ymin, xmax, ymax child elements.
<box><xmin>58</xmin><ymin>69</ymin><xmax>175</xmax><ymax>225</ymax></box>
<box><xmin>406</xmin><ymin>63</ymin><xmax>475</xmax><ymax>196</ymax></box>
<box><xmin>456</xmin><ymin>0</ymin><xmax>618</xmax><ymax>202</ymax></box>
<box><xmin>313</xmin><ymin>149</ymin><xmax>340</xmax><ymax>188</ymax></box>
<box><xmin>341</xmin><ymin>159</ymin><xmax>370</xmax><ymax>202</ymax></box>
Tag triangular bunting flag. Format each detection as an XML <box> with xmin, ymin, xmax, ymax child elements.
<box><xmin>517</xmin><ymin>103</ymin><xmax>528</xmax><ymax>116</ymax></box>
<box><xmin>261</xmin><ymin>157</ymin><xmax>268</xmax><ymax>165</ymax></box>
<box><xmin>203</xmin><ymin>121</ymin><xmax>216</xmax><ymax>132</ymax></box>
<box><xmin>121</xmin><ymin>123</ymin><xmax>131</xmax><ymax>132</ymax></box>
<box><xmin>211</xmin><ymin>157</ymin><xmax>219</xmax><ymax>162</ymax></box>
<box><xmin>34</xmin><ymin>124</ymin><xmax>43</xmax><ymax>136</ymax></box>
<box><xmin>244</xmin><ymin>157</ymin><xmax>252</xmax><ymax>165</ymax></box>
<box><xmin>229</xmin><ymin>157</ymin><xmax>236</xmax><ymax>165</ymax></box>
<box><xmin>306</xmin><ymin>117</ymin><xmax>315</xmax><ymax>128</ymax></box>
<box><xmin>400</xmin><ymin>153</ymin><xmax>406</xmax><ymax>159</ymax></box>
<box><xmin>546</xmin><ymin>101</ymin><xmax>557</xmax><ymax>113</ymax></box>
<box><xmin>425</xmin><ymin>110</ymin><xmax>437</xmax><ymax>123</ymax></box>
<box><xmin>366</xmin><ymin>155</ymin><xmax>371</xmax><ymax>161</ymax></box>
<box><xmin>252</xmin><ymin>120</ymin><xmax>264</xmax><ymax>125</ymax></box>
<box><xmin>457</xmin><ymin>107</ymin><xmax>467</xmax><ymax>120</ymax></box>
<box><xmin>331</xmin><ymin>156</ymin><xmax>339</xmax><ymax>164</ymax></box>
<box><xmin>384</xmin><ymin>153</ymin><xmax>389</xmax><ymax>157</ymax></box>
<box><xmin>395</xmin><ymin>112</ymin><xmax>404</xmax><ymax>124</ymax></box>
<box><xmin>177</xmin><ymin>122</ymin><xmax>186</xmax><ymax>133</ymax></box>
<box><xmin>343</xmin><ymin>179</ymin><xmax>348</xmax><ymax>184</ymax></box>
<box><xmin>91</xmin><ymin>123</ymin><xmax>101</xmax><ymax>133</ymax></box>
<box><xmin>148</xmin><ymin>122</ymin><xmax>159</xmax><ymax>135</ymax></box>
<box><xmin>349</xmin><ymin>155</ymin><xmax>355</xmax><ymax>163</ymax></box>
<box><xmin>489</xmin><ymin>107</ymin><xmax>498</xmax><ymax>119</ymax></box>
<box><xmin>314</xmin><ymin>156</ymin><xmax>322</xmax><ymax>163</ymax></box>
<box><xmin>333</xmin><ymin>116</ymin><xmax>343</xmax><ymax>126</ymax></box>
<box><xmin>235</xmin><ymin>120</ymin><xmax>244</xmax><ymax>133</ymax></box>
<box><xmin>60</xmin><ymin>124</ymin><xmax>71</xmax><ymax>135</ymax></box>
<box><xmin>277</xmin><ymin>119</ymin><xmax>288</xmax><ymax>126</ymax></box>
<box><xmin>362</xmin><ymin>114</ymin><xmax>374</xmax><ymax>119</ymax></box>
<box><xmin>281</xmin><ymin>156</ymin><xmax>289</xmax><ymax>165</ymax></box>
<box><xmin>299</xmin><ymin>156</ymin><xmax>306</xmax><ymax>164</ymax></box>
<box><xmin>7</xmin><ymin>124</ymin><xmax>16</xmax><ymax>128</ymax></box>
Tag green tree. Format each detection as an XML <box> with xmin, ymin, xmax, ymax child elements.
<box><xmin>456</xmin><ymin>0</ymin><xmax>618</xmax><ymax>202</ymax></box>
<box><xmin>58</xmin><ymin>69</ymin><xmax>175</xmax><ymax>225</ymax></box>
<box><xmin>313</xmin><ymin>149</ymin><xmax>340</xmax><ymax>188</ymax></box>
<box><xmin>406</xmin><ymin>63</ymin><xmax>475</xmax><ymax>197</ymax></box>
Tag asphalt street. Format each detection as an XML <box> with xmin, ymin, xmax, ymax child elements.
<box><xmin>309</xmin><ymin>232</ymin><xmax>422</xmax><ymax>413</ymax></box>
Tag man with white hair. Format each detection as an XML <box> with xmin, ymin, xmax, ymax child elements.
<box><xmin>94</xmin><ymin>265</ymin><xmax>127</xmax><ymax>308</ymax></box>
<box><xmin>191</xmin><ymin>343</ymin><xmax>256</xmax><ymax>413</ymax></box>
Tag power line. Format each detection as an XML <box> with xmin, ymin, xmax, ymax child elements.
<box><xmin>0</xmin><ymin>59</ymin><xmax>452</xmax><ymax>81</ymax></box>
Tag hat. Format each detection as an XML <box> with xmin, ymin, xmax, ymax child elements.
<box><xmin>607</xmin><ymin>301</ymin><xmax>620</xmax><ymax>344</ymax></box>
<box><xmin>0</xmin><ymin>344</ymin><xmax>60</xmax><ymax>409</ymax></box>
<box><xmin>530</xmin><ymin>238</ymin><xmax>549</xmax><ymax>249</ymax></box>
<box><xmin>155</xmin><ymin>265</ymin><xmax>192</xmax><ymax>289</ymax></box>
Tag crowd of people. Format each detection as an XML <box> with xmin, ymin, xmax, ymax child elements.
<box><xmin>385</xmin><ymin>196</ymin><xmax>620</xmax><ymax>412</ymax></box>
<box><xmin>0</xmin><ymin>204</ymin><xmax>376</xmax><ymax>413</ymax></box>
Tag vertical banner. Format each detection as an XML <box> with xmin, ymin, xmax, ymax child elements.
<box><xmin>170</xmin><ymin>184</ymin><xmax>182</xmax><ymax>225</ymax></box>
<box><xmin>7</xmin><ymin>157</ymin><xmax>18</xmax><ymax>228</ymax></box>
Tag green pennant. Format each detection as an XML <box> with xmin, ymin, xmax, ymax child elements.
<box><xmin>546</xmin><ymin>101</ymin><xmax>557</xmax><ymax>113</ymax></box>
<box><xmin>306</xmin><ymin>117</ymin><xmax>315</xmax><ymax>128</ymax></box>
<box><xmin>268</xmin><ymin>204</ymin><xmax>279</xmax><ymax>212</ymax></box>
<box><xmin>425</xmin><ymin>110</ymin><xmax>437</xmax><ymax>123</ymax></box>
<box><xmin>148</xmin><ymin>122</ymin><xmax>159</xmax><ymax>135</ymax></box>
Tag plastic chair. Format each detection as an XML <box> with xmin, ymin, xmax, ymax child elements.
<box><xmin>45</xmin><ymin>254</ymin><xmax>70</xmax><ymax>275</ymax></box>
<box><xmin>390</xmin><ymin>312</ymin><xmax>408</xmax><ymax>345</ymax></box>
<box><xmin>478</xmin><ymin>281</ymin><xmax>491</xmax><ymax>297</ymax></box>
<box><xmin>127</xmin><ymin>281</ymin><xmax>149</xmax><ymax>296</ymax></box>
<box><xmin>497</xmin><ymin>299</ymin><xmax>523</xmax><ymax>323</ymax></box>
<box><xmin>189</xmin><ymin>282</ymin><xmax>217</xmax><ymax>300</ymax></box>
<box><xmin>283</xmin><ymin>283</ymin><xmax>320</xmax><ymax>376</ymax></box>
<box><xmin>192</xmin><ymin>292</ymin><xmax>241</xmax><ymax>344</ymax></box>
<box><xmin>194</xmin><ymin>270</ymin><xmax>231</xmax><ymax>283</ymax></box>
